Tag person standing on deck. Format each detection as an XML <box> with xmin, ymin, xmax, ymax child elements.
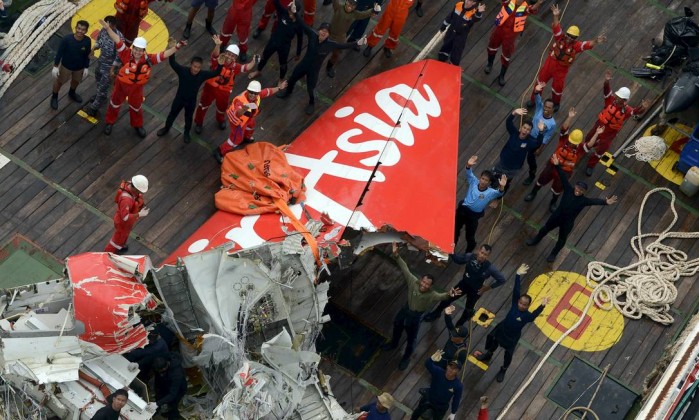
<box><xmin>437</xmin><ymin>0</ymin><xmax>485</xmax><ymax>66</ymax></box>
<box><xmin>195</xmin><ymin>36</ymin><xmax>258</xmax><ymax>134</ymax></box>
<box><xmin>484</xmin><ymin>0</ymin><xmax>539</xmax><ymax>86</ymax></box>
<box><xmin>493</xmin><ymin>108</ymin><xmax>545</xmax><ymax>188</ymax></box>
<box><xmin>156</xmin><ymin>52</ymin><xmax>222</xmax><ymax>144</ymax></box>
<box><xmin>105</xmin><ymin>175</ymin><xmax>149</xmax><ymax>254</ymax></box>
<box><xmin>213</xmin><ymin>79</ymin><xmax>287</xmax><ymax>163</ymax></box>
<box><xmin>454</xmin><ymin>155</ymin><xmax>506</xmax><ymax>252</ymax></box>
<box><xmin>527</xmin><ymin>4</ymin><xmax>606</xmax><ymax>112</ymax></box>
<box><xmin>474</xmin><ymin>264</ymin><xmax>549</xmax><ymax>382</ymax></box>
<box><xmin>325</xmin><ymin>0</ymin><xmax>379</xmax><ymax>78</ymax></box>
<box><xmin>50</xmin><ymin>20</ymin><xmax>91</xmax><ymax>110</ymax></box>
<box><xmin>346</xmin><ymin>0</ymin><xmax>384</xmax><ymax>46</ymax></box>
<box><xmin>182</xmin><ymin>0</ymin><xmax>218</xmax><ymax>39</ymax></box>
<box><xmin>83</xmin><ymin>16</ymin><xmax>123</xmax><ymax>118</ymax></box>
<box><xmin>582</xmin><ymin>70</ymin><xmax>650</xmax><ymax>176</ymax></box>
<box><xmin>524</xmin><ymin>107</ymin><xmax>603</xmax><ymax>212</ymax></box>
<box><xmin>251</xmin><ymin>0</ymin><xmax>277</xmax><ymax>39</ymax></box>
<box><xmin>525</xmin><ymin>157</ymin><xmax>618</xmax><ymax>262</ymax></box>
<box><xmin>410</xmin><ymin>354</ymin><xmax>463</xmax><ymax>420</ymax></box>
<box><xmin>277</xmin><ymin>22</ymin><xmax>366</xmax><ymax>115</ymax></box>
<box><xmin>247</xmin><ymin>0</ymin><xmax>304</xmax><ymax>82</ymax></box>
<box><xmin>522</xmin><ymin>82</ymin><xmax>557</xmax><ymax>186</ymax></box>
<box><xmin>433</xmin><ymin>305</ymin><xmax>470</xmax><ymax>369</ymax></box>
<box><xmin>381</xmin><ymin>242</ymin><xmax>462</xmax><ymax>371</ymax></box>
<box><xmin>423</xmin><ymin>244</ymin><xmax>506</xmax><ymax>326</ymax></box>
<box><xmin>99</xmin><ymin>19</ymin><xmax>181</xmax><ymax>138</ymax></box>
<box><xmin>362</xmin><ymin>0</ymin><xmax>413</xmax><ymax>58</ymax></box>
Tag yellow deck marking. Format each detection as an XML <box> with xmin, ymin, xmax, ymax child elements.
<box><xmin>72</xmin><ymin>0</ymin><xmax>170</xmax><ymax>58</ymax></box>
<box><xmin>77</xmin><ymin>110</ymin><xmax>99</xmax><ymax>124</ymax></box>
<box><xmin>467</xmin><ymin>354</ymin><xmax>489</xmax><ymax>371</ymax></box>
<box><xmin>473</xmin><ymin>307</ymin><xmax>495</xmax><ymax>327</ymax></box>
<box><xmin>529</xmin><ymin>271</ymin><xmax>624</xmax><ymax>352</ymax></box>
<box><xmin>644</xmin><ymin>123</ymin><xmax>692</xmax><ymax>185</ymax></box>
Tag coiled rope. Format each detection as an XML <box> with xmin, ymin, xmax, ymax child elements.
<box><xmin>497</xmin><ymin>188</ymin><xmax>699</xmax><ymax>419</ymax></box>
<box><xmin>622</xmin><ymin>136</ymin><xmax>668</xmax><ymax>162</ymax></box>
<box><xmin>0</xmin><ymin>0</ymin><xmax>91</xmax><ymax>98</ymax></box>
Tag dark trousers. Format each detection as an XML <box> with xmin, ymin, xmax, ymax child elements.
<box><xmin>525</xmin><ymin>148</ymin><xmax>539</xmax><ymax>179</ymax></box>
<box><xmin>258</xmin><ymin>40</ymin><xmax>292</xmax><ymax>79</ymax></box>
<box><xmin>165</xmin><ymin>96</ymin><xmax>196</xmax><ymax>135</ymax></box>
<box><xmin>438</xmin><ymin>30</ymin><xmax>469</xmax><ymax>65</ymax></box>
<box><xmin>286</xmin><ymin>61</ymin><xmax>319</xmax><ymax>104</ymax></box>
<box><xmin>86</xmin><ymin>61</ymin><xmax>113</xmax><ymax>112</ymax></box>
<box><xmin>454</xmin><ymin>205</ymin><xmax>484</xmax><ymax>252</ymax></box>
<box><xmin>533</xmin><ymin>215</ymin><xmax>573</xmax><ymax>256</ymax></box>
<box><xmin>411</xmin><ymin>396</ymin><xmax>448</xmax><ymax>420</ymax></box>
<box><xmin>347</xmin><ymin>16</ymin><xmax>371</xmax><ymax>42</ymax></box>
<box><xmin>485</xmin><ymin>330</ymin><xmax>515</xmax><ymax>369</ymax></box>
<box><xmin>389</xmin><ymin>306</ymin><xmax>424</xmax><ymax>359</ymax></box>
<box><xmin>428</xmin><ymin>287</ymin><xmax>480</xmax><ymax>325</ymax></box>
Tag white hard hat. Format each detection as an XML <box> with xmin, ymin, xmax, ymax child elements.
<box><xmin>226</xmin><ymin>44</ymin><xmax>240</xmax><ymax>55</ymax></box>
<box><xmin>615</xmin><ymin>87</ymin><xmax>631</xmax><ymax>100</ymax></box>
<box><xmin>247</xmin><ymin>80</ymin><xmax>262</xmax><ymax>93</ymax></box>
<box><xmin>132</xmin><ymin>37</ymin><xmax>147</xmax><ymax>49</ymax></box>
<box><xmin>131</xmin><ymin>175</ymin><xmax>149</xmax><ymax>193</ymax></box>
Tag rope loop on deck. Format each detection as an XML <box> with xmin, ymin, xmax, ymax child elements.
<box><xmin>497</xmin><ymin>188</ymin><xmax>699</xmax><ymax>419</ymax></box>
<box><xmin>622</xmin><ymin>136</ymin><xmax>668</xmax><ymax>162</ymax></box>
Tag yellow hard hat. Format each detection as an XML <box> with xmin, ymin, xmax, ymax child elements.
<box><xmin>566</xmin><ymin>25</ymin><xmax>580</xmax><ymax>38</ymax></box>
<box><xmin>568</xmin><ymin>129</ymin><xmax>583</xmax><ymax>145</ymax></box>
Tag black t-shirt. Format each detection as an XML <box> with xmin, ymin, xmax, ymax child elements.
<box><xmin>55</xmin><ymin>34</ymin><xmax>91</xmax><ymax>71</ymax></box>
<box><xmin>169</xmin><ymin>55</ymin><xmax>222</xmax><ymax>101</ymax></box>
<box><xmin>91</xmin><ymin>405</ymin><xmax>120</xmax><ymax>420</ymax></box>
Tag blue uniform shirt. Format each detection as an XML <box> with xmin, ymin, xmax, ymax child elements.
<box><xmin>460</xmin><ymin>168</ymin><xmax>503</xmax><ymax>212</ymax></box>
<box><xmin>529</xmin><ymin>93</ymin><xmax>557</xmax><ymax>145</ymax></box>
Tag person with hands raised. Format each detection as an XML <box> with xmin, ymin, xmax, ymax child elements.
<box><xmin>522</xmin><ymin>81</ymin><xmax>557</xmax><ymax>186</ymax></box>
<box><xmin>454</xmin><ymin>155</ymin><xmax>505</xmax><ymax>252</ymax></box>
<box><xmin>474</xmin><ymin>264</ymin><xmax>549</xmax><ymax>383</ymax></box>
<box><xmin>410</xmin><ymin>349</ymin><xmax>463</xmax><ymax>420</ymax></box>
<box><xmin>437</xmin><ymin>0</ymin><xmax>485</xmax><ymax>65</ymax></box>
<box><xmin>526</xmin><ymin>153</ymin><xmax>619</xmax><ymax>262</ymax></box>
<box><xmin>382</xmin><ymin>242</ymin><xmax>461</xmax><ymax>371</ymax></box>
<box><xmin>492</xmin><ymin>107</ymin><xmax>544</xmax><ymax>190</ymax></box>
<box><xmin>524</xmin><ymin>107</ymin><xmax>602</xmax><ymax>212</ymax></box>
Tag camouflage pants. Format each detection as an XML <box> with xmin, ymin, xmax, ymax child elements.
<box><xmin>85</xmin><ymin>61</ymin><xmax>113</xmax><ymax>114</ymax></box>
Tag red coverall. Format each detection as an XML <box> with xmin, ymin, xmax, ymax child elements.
<box><xmin>487</xmin><ymin>0</ymin><xmax>536</xmax><ymax>67</ymax></box>
<box><xmin>257</xmin><ymin>0</ymin><xmax>277</xmax><ymax>30</ymax></box>
<box><xmin>106</xmin><ymin>41</ymin><xmax>165</xmax><ymax>128</ymax></box>
<box><xmin>531</xmin><ymin>23</ymin><xmax>594</xmax><ymax>105</ymax></box>
<box><xmin>366</xmin><ymin>0</ymin><xmax>414</xmax><ymax>51</ymax></box>
<box><xmin>303</xmin><ymin>0</ymin><xmax>316</xmax><ymax>25</ymax></box>
<box><xmin>114</xmin><ymin>0</ymin><xmax>157</xmax><ymax>45</ymax></box>
<box><xmin>535</xmin><ymin>127</ymin><xmax>584</xmax><ymax>194</ymax></box>
<box><xmin>583</xmin><ymin>80</ymin><xmax>646</xmax><ymax>168</ymax></box>
<box><xmin>194</xmin><ymin>56</ymin><xmax>246</xmax><ymax>126</ymax></box>
<box><xmin>218</xmin><ymin>88</ymin><xmax>274</xmax><ymax>155</ymax></box>
<box><xmin>220</xmin><ymin>0</ymin><xmax>257</xmax><ymax>54</ymax></box>
<box><xmin>105</xmin><ymin>181</ymin><xmax>144</xmax><ymax>253</ymax></box>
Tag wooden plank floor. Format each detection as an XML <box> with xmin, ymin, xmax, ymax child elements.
<box><xmin>1</xmin><ymin>0</ymin><xmax>698</xmax><ymax>418</ymax></box>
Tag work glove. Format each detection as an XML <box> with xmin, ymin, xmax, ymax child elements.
<box><xmin>138</xmin><ymin>208</ymin><xmax>150</xmax><ymax>218</ymax></box>
<box><xmin>440</xmin><ymin>23</ymin><xmax>447</xmax><ymax>32</ymax></box>
<box><xmin>83</xmin><ymin>68</ymin><xmax>89</xmax><ymax>79</ymax></box>
<box><xmin>430</xmin><ymin>350</ymin><xmax>444</xmax><ymax>363</ymax></box>
<box><xmin>127</xmin><ymin>362</ymin><xmax>139</xmax><ymax>372</ymax></box>
<box><xmin>447</xmin><ymin>415</ymin><xmax>456</xmax><ymax>420</ymax></box>
<box><xmin>516</xmin><ymin>264</ymin><xmax>529</xmax><ymax>276</ymax></box>
<box><xmin>145</xmin><ymin>402</ymin><xmax>158</xmax><ymax>413</ymax></box>
<box><xmin>51</xmin><ymin>66</ymin><xmax>59</xmax><ymax>79</ymax></box>
<box><xmin>357</xmin><ymin>36</ymin><xmax>367</xmax><ymax>46</ymax></box>
<box><xmin>373</xmin><ymin>3</ymin><xmax>381</xmax><ymax>12</ymax></box>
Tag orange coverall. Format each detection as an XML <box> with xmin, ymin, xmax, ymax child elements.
<box><xmin>366</xmin><ymin>0</ymin><xmax>414</xmax><ymax>50</ymax></box>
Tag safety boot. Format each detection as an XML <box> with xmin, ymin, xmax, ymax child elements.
<box><xmin>363</xmin><ymin>46</ymin><xmax>373</xmax><ymax>57</ymax></box>
<box><xmin>496</xmin><ymin>367</ymin><xmax>507</xmax><ymax>382</ymax></box>
<box><xmin>498</xmin><ymin>66</ymin><xmax>508</xmax><ymax>86</ymax></box>
<box><xmin>415</xmin><ymin>1</ymin><xmax>424</xmax><ymax>17</ymax></box>
<box><xmin>205</xmin><ymin>19</ymin><xmax>216</xmax><ymax>36</ymax></box>
<box><xmin>252</xmin><ymin>27</ymin><xmax>263</xmax><ymax>39</ymax></box>
<box><xmin>183</xmin><ymin>24</ymin><xmax>192</xmax><ymax>39</ymax></box>
<box><xmin>484</xmin><ymin>57</ymin><xmax>494</xmax><ymax>74</ymax></box>
<box><xmin>524</xmin><ymin>185</ymin><xmax>540</xmax><ymax>202</ymax></box>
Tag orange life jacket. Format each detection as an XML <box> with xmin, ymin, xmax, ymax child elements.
<box><xmin>454</xmin><ymin>2</ymin><xmax>477</xmax><ymax>20</ymax></box>
<box><xmin>212</xmin><ymin>64</ymin><xmax>238</xmax><ymax>92</ymax></box>
<box><xmin>550</xmin><ymin>39</ymin><xmax>578</xmax><ymax>66</ymax></box>
<box><xmin>552</xmin><ymin>141</ymin><xmax>581</xmax><ymax>172</ymax></box>
<box><xmin>228</xmin><ymin>93</ymin><xmax>261</xmax><ymax>127</ymax></box>
<box><xmin>114</xmin><ymin>181</ymin><xmax>144</xmax><ymax>212</ymax></box>
<box><xmin>495</xmin><ymin>0</ymin><xmax>529</xmax><ymax>33</ymax></box>
<box><xmin>117</xmin><ymin>54</ymin><xmax>153</xmax><ymax>85</ymax></box>
<box><xmin>598</xmin><ymin>103</ymin><xmax>627</xmax><ymax>131</ymax></box>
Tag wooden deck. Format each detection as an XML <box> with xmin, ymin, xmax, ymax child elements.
<box><xmin>1</xmin><ymin>0</ymin><xmax>698</xmax><ymax>418</ymax></box>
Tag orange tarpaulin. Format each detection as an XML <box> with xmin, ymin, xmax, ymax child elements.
<box><xmin>215</xmin><ymin>142</ymin><xmax>306</xmax><ymax>215</ymax></box>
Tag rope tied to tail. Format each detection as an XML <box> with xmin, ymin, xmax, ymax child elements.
<box><xmin>496</xmin><ymin>188</ymin><xmax>699</xmax><ymax>419</ymax></box>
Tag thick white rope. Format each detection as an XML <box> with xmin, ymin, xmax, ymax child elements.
<box><xmin>497</xmin><ymin>188</ymin><xmax>699</xmax><ymax>419</ymax></box>
<box><xmin>0</xmin><ymin>0</ymin><xmax>91</xmax><ymax>98</ymax></box>
<box><xmin>622</xmin><ymin>136</ymin><xmax>668</xmax><ymax>162</ymax></box>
